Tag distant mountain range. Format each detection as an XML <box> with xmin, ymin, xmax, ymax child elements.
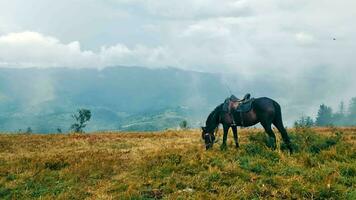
<box><xmin>0</xmin><ymin>66</ymin><xmax>231</xmax><ymax>133</ymax></box>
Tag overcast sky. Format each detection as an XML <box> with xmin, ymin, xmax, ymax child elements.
<box><xmin>0</xmin><ymin>0</ymin><xmax>356</xmax><ymax>121</ymax></box>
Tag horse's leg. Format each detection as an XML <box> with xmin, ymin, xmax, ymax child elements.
<box><xmin>273</xmin><ymin>120</ymin><xmax>293</xmax><ymax>154</ymax></box>
<box><xmin>261</xmin><ymin>121</ymin><xmax>276</xmax><ymax>150</ymax></box>
<box><xmin>231</xmin><ymin>125</ymin><xmax>239</xmax><ymax>148</ymax></box>
<box><xmin>220</xmin><ymin>124</ymin><xmax>229</xmax><ymax>151</ymax></box>
<box><xmin>214</xmin><ymin>126</ymin><xmax>220</xmax><ymax>143</ymax></box>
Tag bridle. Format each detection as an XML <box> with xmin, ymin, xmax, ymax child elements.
<box><xmin>204</xmin><ymin>132</ymin><xmax>213</xmax><ymax>144</ymax></box>
<box><xmin>204</xmin><ymin>127</ymin><xmax>219</xmax><ymax>145</ymax></box>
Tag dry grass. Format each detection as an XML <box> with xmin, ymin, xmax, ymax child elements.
<box><xmin>0</xmin><ymin>127</ymin><xmax>355</xmax><ymax>199</ymax></box>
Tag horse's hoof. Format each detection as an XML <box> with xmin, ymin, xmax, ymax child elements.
<box><xmin>235</xmin><ymin>144</ymin><xmax>239</xmax><ymax>149</ymax></box>
<box><xmin>266</xmin><ymin>139</ymin><xmax>276</xmax><ymax>150</ymax></box>
<box><xmin>220</xmin><ymin>144</ymin><xmax>227</xmax><ymax>151</ymax></box>
<box><xmin>289</xmin><ymin>147</ymin><xmax>293</xmax><ymax>154</ymax></box>
<box><xmin>285</xmin><ymin>143</ymin><xmax>293</xmax><ymax>154</ymax></box>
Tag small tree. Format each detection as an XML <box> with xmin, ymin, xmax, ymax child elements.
<box><xmin>179</xmin><ymin>120</ymin><xmax>188</xmax><ymax>130</ymax></box>
<box><xmin>348</xmin><ymin>97</ymin><xmax>356</xmax><ymax>125</ymax></box>
<box><xmin>333</xmin><ymin>101</ymin><xmax>346</xmax><ymax>126</ymax></box>
<box><xmin>70</xmin><ymin>109</ymin><xmax>91</xmax><ymax>133</ymax></box>
<box><xmin>315</xmin><ymin>104</ymin><xmax>333</xmax><ymax>126</ymax></box>
<box><xmin>338</xmin><ymin>101</ymin><xmax>345</xmax><ymax>116</ymax></box>
<box><xmin>294</xmin><ymin>116</ymin><xmax>314</xmax><ymax>128</ymax></box>
<box><xmin>26</xmin><ymin>127</ymin><xmax>33</xmax><ymax>134</ymax></box>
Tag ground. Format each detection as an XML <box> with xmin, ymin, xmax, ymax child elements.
<box><xmin>0</xmin><ymin>127</ymin><xmax>355</xmax><ymax>199</ymax></box>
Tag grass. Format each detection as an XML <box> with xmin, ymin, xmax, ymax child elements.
<box><xmin>0</xmin><ymin>127</ymin><xmax>355</xmax><ymax>199</ymax></box>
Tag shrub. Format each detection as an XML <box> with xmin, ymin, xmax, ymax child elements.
<box><xmin>284</xmin><ymin>128</ymin><xmax>342</xmax><ymax>154</ymax></box>
<box><xmin>179</xmin><ymin>120</ymin><xmax>188</xmax><ymax>130</ymax></box>
<box><xmin>45</xmin><ymin>160</ymin><xmax>69</xmax><ymax>171</ymax></box>
<box><xmin>0</xmin><ymin>185</ymin><xmax>12</xmax><ymax>199</ymax></box>
<box><xmin>70</xmin><ymin>109</ymin><xmax>91</xmax><ymax>133</ymax></box>
<box><xmin>340</xmin><ymin>165</ymin><xmax>356</xmax><ymax>177</ymax></box>
<box><xmin>244</xmin><ymin>143</ymin><xmax>265</xmax><ymax>156</ymax></box>
<box><xmin>315</xmin><ymin>185</ymin><xmax>345</xmax><ymax>200</ymax></box>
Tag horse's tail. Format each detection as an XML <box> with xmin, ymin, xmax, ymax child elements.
<box><xmin>272</xmin><ymin>101</ymin><xmax>283</xmax><ymax>125</ymax></box>
<box><xmin>272</xmin><ymin>101</ymin><xmax>287</xmax><ymax>132</ymax></box>
<box><xmin>272</xmin><ymin>100</ymin><xmax>293</xmax><ymax>153</ymax></box>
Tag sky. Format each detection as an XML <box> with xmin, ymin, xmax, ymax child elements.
<box><xmin>0</xmin><ymin>0</ymin><xmax>356</xmax><ymax>121</ymax></box>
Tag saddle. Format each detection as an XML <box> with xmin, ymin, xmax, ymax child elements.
<box><xmin>236</xmin><ymin>98</ymin><xmax>254</xmax><ymax>112</ymax></box>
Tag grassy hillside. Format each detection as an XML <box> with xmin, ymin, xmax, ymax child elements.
<box><xmin>0</xmin><ymin>127</ymin><xmax>355</xmax><ymax>199</ymax></box>
<box><xmin>0</xmin><ymin>67</ymin><xmax>227</xmax><ymax>133</ymax></box>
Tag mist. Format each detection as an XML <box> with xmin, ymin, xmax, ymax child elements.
<box><xmin>0</xmin><ymin>1</ymin><xmax>355</xmax><ymax>132</ymax></box>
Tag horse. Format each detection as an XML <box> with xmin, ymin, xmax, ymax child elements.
<box><xmin>201</xmin><ymin>97</ymin><xmax>293</xmax><ymax>153</ymax></box>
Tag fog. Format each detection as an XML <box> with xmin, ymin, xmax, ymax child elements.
<box><xmin>0</xmin><ymin>0</ymin><xmax>355</xmax><ymax>131</ymax></box>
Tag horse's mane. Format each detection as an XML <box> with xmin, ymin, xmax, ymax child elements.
<box><xmin>205</xmin><ymin>104</ymin><xmax>223</xmax><ymax>131</ymax></box>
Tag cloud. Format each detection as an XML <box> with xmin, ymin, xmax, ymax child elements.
<box><xmin>99</xmin><ymin>44</ymin><xmax>176</xmax><ymax>68</ymax></box>
<box><xmin>0</xmin><ymin>31</ymin><xmax>176</xmax><ymax>69</ymax></box>
<box><xmin>295</xmin><ymin>32</ymin><xmax>315</xmax><ymax>45</ymax></box>
<box><xmin>27</xmin><ymin>76</ymin><xmax>56</xmax><ymax>107</ymax></box>
<box><xmin>0</xmin><ymin>32</ymin><xmax>96</xmax><ymax>68</ymax></box>
<box><xmin>111</xmin><ymin>0</ymin><xmax>252</xmax><ymax>19</ymax></box>
<box><xmin>1</xmin><ymin>1</ymin><xmax>355</xmax><ymax>73</ymax></box>
<box><xmin>0</xmin><ymin>92</ymin><xmax>7</xmax><ymax>102</ymax></box>
<box><xmin>181</xmin><ymin>23</ymin><xmax>231</xmax><ymax>38</ymax></box>
<box><xmin>0</xmin><ymin>0</ymin><xmax>356</xmax><ymax>123</ymax></box>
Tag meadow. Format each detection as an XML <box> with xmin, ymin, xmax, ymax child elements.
<box><xmin>0</xmin><ymin>127</ymin><xmax>355</xmax><ymax>199</ymax></box>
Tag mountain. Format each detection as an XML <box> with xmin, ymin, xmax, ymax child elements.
<box><xmin>0</xmin><ymin>66</ymin><xmax>229</xmax><ymax>133</ymax></box>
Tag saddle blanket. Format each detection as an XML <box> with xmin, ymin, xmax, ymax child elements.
<box><xmin>236</xmin><ymin>98</ymin><xmax>254</xmax><ymax>112</ymax></box>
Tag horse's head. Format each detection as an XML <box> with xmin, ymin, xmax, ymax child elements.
<box><xmin>201</xmin><ymin>126</ymin><xmax>215</xmax><ymax>150</ymax></box>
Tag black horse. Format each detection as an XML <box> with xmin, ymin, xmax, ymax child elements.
<box><xmin>202</xmin><ymin>97</ymin><xmax>293</xmax><ymax>153</ymax></box>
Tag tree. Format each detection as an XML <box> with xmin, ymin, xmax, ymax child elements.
<box><xmin>338</xmin><ymin>101</ymin><xmax>345</xmax><ymax>116</ymax></box>
<box><xmin>333</xmin><ymin>101</ymin><xmax>346</xmax><ymax>126</ymax></box>
<box><xmin>348</xmin><ymin>97</ymin><xmax>356</xmax><ymax>125</ymax></box>
<box><xmin>70</xmin><ymin>109</ymin><xmax>91</xmax><ymax>133</ymax></box>
<box><xmin>179</xmin><ymin>120</ymin><xmax>188</xmax><ymax>130</ymax></box>
<box><xmin>26</xmin><ymin>127</ymin><xmax>33</xmax><ymax>134</ymax></box>
<box><xmin>315</xmin><ymin>104</ymin><xmax>333</xmax><ymax>126</ymax></box>
<box><xmin>294</xmin><ymin>115</ymin><xmax>314</xmax><ymax>128</ymax></box>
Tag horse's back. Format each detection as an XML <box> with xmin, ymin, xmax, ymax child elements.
<box><xmin>252</xmin><ymin>97</ymin><xmax>279</xmax><ymax>114</ymax></box>
<box><xmin>254</xmin><ymin>97</ymin><xmax>277</xmax><ymax>103</ymax></box>
<box><xmin>254</xmin><ymin>97</ymin><xmax>278</xmax><ymax>106</ymax></box>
